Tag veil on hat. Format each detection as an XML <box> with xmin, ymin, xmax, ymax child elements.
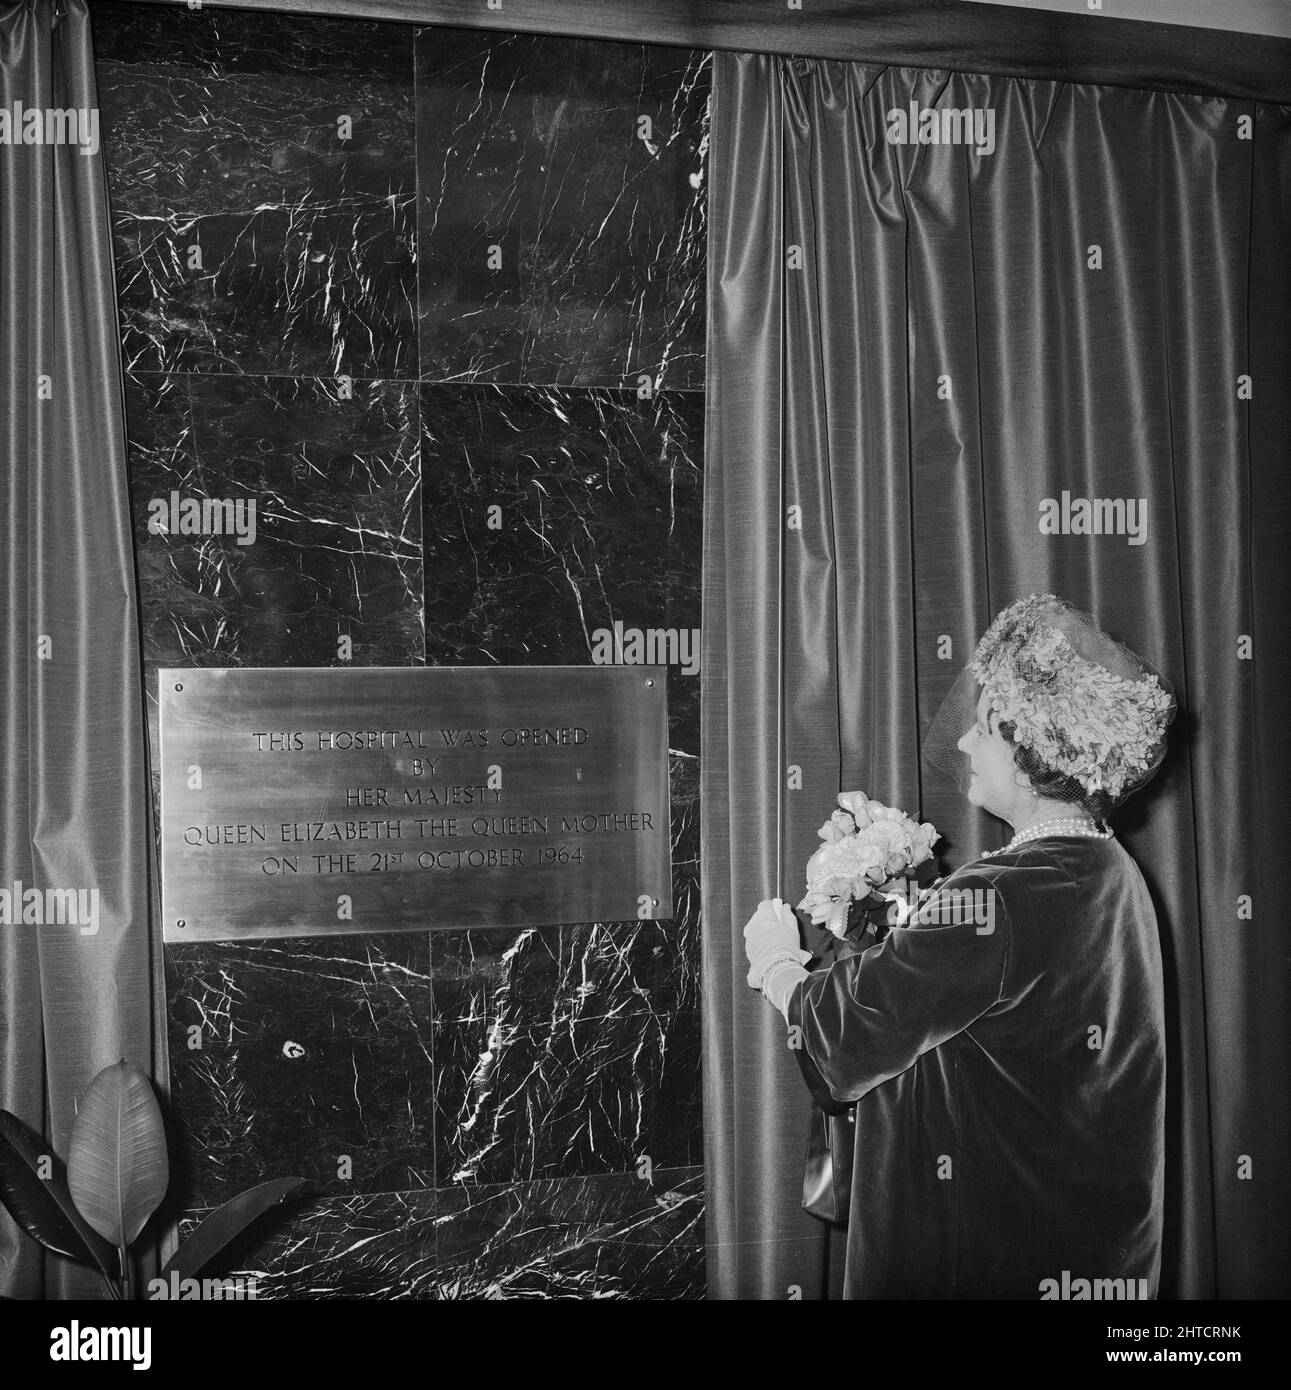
<box><xmin>922</xmin><ymin>595</ymin><xmax>1177</xmax><ymax>813</ymax></box>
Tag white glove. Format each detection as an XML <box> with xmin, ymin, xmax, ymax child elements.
<box><xmin>743</xmin><ymin>897</ymin><xmax>810</xmax><ymax>990</ymax></box>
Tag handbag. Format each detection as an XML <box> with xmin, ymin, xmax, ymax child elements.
<box><xmin>801</xmin><ymin>1099</ymin><xmax>855</xmax><ymax>1224</ymax></box>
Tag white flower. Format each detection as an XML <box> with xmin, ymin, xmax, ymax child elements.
<box><xmin>817</xmin><ymin>809</ymin><xmax>857</xmax><ymax>845</ymax></box>
<box><xmin>836</xmin><ymin>791</ymin><xmax>873</xmax><ymax>827</ymax></box>
<box><xmin>796</xmin><ymin>795</ymin><xmax>941</xmax><ymax>936</ymax></box>
<box><xmin>912</xmin><ymin>822</ymin><xmax>938</xmax><ymax>864</ymax></box>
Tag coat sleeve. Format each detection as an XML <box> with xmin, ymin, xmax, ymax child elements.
<box><xmin>786</xmin><ymin>872</ymin><xmax>1011</xmax><ymax>1104</ymax></box>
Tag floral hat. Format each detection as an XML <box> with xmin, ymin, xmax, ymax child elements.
<box><xmin>922</xmin><ymin>594</ymin><xmax>1177</xmax><ymax>807</ymax></box>
<box><xmin>969</xmin><ymin>594</ymin><xmax>1175</xmax><ymax>800</ymax></box>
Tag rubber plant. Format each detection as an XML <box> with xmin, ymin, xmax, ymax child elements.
<box><xmin>0</xmin><ymin>1059</ymin><xmax>305</xmax><ymax>1299</ymax></box>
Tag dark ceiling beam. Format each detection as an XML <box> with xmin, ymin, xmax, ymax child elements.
<box><xmin>98</xmin><ymin>0</ymin><xmax>1291</xmax><ymax>102</ymax></box>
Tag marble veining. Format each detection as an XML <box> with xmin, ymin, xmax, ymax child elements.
<box><xmin>431</xmin><ymin>756</ymin><xmax>700</xmax><ymax>1186</ymax></box>
<box><xmin>164</xmin><ymin>934</ymin><xmax>438</xmax><ymax>1207</ymax></box>
<box><xmin>178</xmin><ymin>1168</ymin><xmax>703</xmax><ymax>1298</ymax></box>
<box><xmin>95</xmin><ymin>2</ymin><xmax>418</xmax><ymax>379</ymax></box>
<box><xmin>421</xmin><ymin>383</ymin><xmax>702</xmax><ymax>755</ymax></box>
<box><xmin>93</xmin><ymin>0</ymin><xmax>707</xmax><ymax>1297</ymax></box>
<box><xmin>415</xmin><ymin>27</ymin><xmax>708</xmax><ymax>388</ymax></box>
<box><xmin>125</xmin><ymin>370</ymin><xmax>424</xmax><ymax>683</ymax></box>
<box><xmin>163</xmin><ymin>756</ymin><xmax>700</xmax><ymax>1206</ymax></box>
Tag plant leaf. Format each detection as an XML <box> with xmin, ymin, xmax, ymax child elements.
<box><xmin>163</xmin><ymin>1177</ymin><xmax>307</xmax><ymax>1280</ymax></box>
<box><xmin>66</xmin><ymin>1061</ymin><xmax>169</xmax><ymax>1248</ymax></box>
<box><xmin>0</xmin><ymin>1110</ymin><xmax>117</xmax><ymax>1278</ymax></box>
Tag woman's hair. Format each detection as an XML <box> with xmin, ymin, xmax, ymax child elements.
<box><xmin>997</xmin><ymin>717</ymin><xmax>1115</xmax><ymax>821</ymax></box>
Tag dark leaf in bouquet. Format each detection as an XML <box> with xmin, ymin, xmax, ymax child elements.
<box><xmin>912</xmin><ymin>854</ymin><xmax>942</xmax><ymax>888</ymax></box>
<box><xmin>852</xmin><ymin>892</ymin><xmax>899</xmax><ymax>932</ymax></box>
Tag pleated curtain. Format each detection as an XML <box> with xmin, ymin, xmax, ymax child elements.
<box><xmin>701</xmin><ymin>52</ymin><xmax>1290</xmax><ymax>1299</ymax></box>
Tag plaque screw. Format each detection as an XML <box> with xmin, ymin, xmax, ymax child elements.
<box><xmin>175</xmin><ymin>919</ymin><xmax>186</xmax><ymax>929</ymax></box>
<box><xmin>174</xmin><ymin>683</ymin><xmax>184</xmax><ymax>692</ymax></box>
<box><xmin>645</xmin><ymin>678</ymin><xmax>655</xmax><ymax>687</ymax></box>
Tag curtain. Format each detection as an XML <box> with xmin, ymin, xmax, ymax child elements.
<box><xmin>701</xmin><ymin>52</ymin><xmax>1291</xmax><ymax>1299</ymax></box>
<box><xmin>0</xmin><ymin>0</ymin><xmax>165</xmax><ymax>1298</ymax></box>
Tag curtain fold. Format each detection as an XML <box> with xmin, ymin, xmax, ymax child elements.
<box><xmin>0</xmin><ymin>0</ymin><xmax>165</xmax><ymax>1299</ymax></box>
<box><xmin>701</xmin><ymin>51</ymin><xmax>1290</xmax><ymax>1299</ymax></box>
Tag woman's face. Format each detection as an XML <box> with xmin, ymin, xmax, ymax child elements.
<box><xmin>957</xmin><ymin>690</ymin><xmax>1025</xmax><ymax>818</ymax></box>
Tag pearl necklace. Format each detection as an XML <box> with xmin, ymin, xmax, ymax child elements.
<box><xmin>981</xmin><ymin>816</ymin><xmax>1113</xmax><ymax>858</ymax></box>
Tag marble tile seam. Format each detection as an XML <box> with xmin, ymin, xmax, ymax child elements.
<box><xmin>121</xmin><ymin>368</ymin><xmax>706</xmax><ymax>392</ymax></box>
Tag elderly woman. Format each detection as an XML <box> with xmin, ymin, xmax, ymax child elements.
<box><xmin>744</xmin><ymin>594</ymin><xmax>1176</xmax><ymax>1299</ymax></box>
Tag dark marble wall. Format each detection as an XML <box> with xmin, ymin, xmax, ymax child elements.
<box><xmin>91</xmin><ymin>1</ymin><xmax>707</xmax><ymax>1299</ymax></box>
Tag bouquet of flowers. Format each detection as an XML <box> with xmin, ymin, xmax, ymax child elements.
<box><xmin>797</xmin><ymin>791</ymin><xmax>940</xmax><ymax>940</ymax></box>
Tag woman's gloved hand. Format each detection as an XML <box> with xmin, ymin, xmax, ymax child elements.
<box><xmin>743</xmin><ymin>897</ymin><xmax>811</xmax><ymax>990</ymax></box>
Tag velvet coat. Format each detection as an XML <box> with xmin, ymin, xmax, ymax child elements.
<box><xmin>787</xmin><ymin>835</ymin><xmax>1166</xmax><ymax>1299</ymax></box>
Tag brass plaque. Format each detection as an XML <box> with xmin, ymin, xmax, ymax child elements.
<box><xmin>158</xmin><ymin>667</ymin><xmax>671</xmax><ymax>942</ymax></box>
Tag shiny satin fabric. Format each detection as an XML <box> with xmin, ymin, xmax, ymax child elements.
<box><xmin>701</xmin><ymin>52</ymin><xmax>1291</xmax><ymax>1300</ymax></box>
<box><xmin>789</xmin><ymin>837</ymin><xmax>1165</xmax><ymax>1299</ymax></box>
<box><xmin>0</xmin><ymin>0</ymin><xmax>166</xmax><ymax>1298</ymax></box>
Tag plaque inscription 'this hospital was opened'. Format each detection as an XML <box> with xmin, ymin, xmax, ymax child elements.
<box><xmin>158</xmin><ymin>666</ymin><xmax>671</xmax><ymax>942</ymax></box>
